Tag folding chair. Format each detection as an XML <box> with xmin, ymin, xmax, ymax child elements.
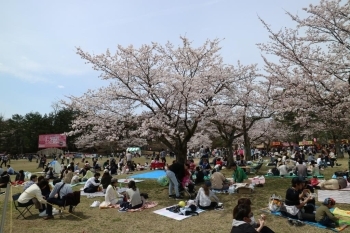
<box><xmin>13</xmin><ymin>193</ymin><xmax>34</xmax><ymax>219</ymax></box>
<box><xmin>250</xmin><ymin>163</ymin><xmax>263</xmax><ymax>175</ymax></box>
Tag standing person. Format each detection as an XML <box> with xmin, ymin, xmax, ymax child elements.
<box><xmin>0</xmin><ymin>155</ymin><xmax>8</xmax><ymax>167</ymax></box>
<box><xmin>160</xmin><ymin>149</ymin><xmax>167</xmax><ymax>164</ymax></box>
<box><xmin>166</xmin><ymin>162</ymin><xmax>185</xmax><ymax>199</ymax></box>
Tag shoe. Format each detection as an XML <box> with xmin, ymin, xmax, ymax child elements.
<box><xmin>43</xmin><ymin>215</ymin><xmax>54</xmax><ymax>220</ymax></box>
<box><xmin>39</xmin><ymin>210</ymin><xmax>48</xmax><ymax>217</ymax></box>
<box><xmin>175</xmin><ymin>196</ymin><xmax>182</xmax><ymax>200</ymax></box>
<box><xmin>52</xmin><ymin>208</ymin><xmax>60</xmax><ymax>215</ymax></box>
<box><xmin>293</xmin><ymin>220</ymin><xmax>305</xmax><ymax>226</ymax></box>
<box><xmin>90</xmin><ymin>201</ymin><xmax>100</xmax><ymax>207</ymax></box>
<box><xmin>118</xmin><ymin>207</ymin><xmax>128</xmax><ymax>212</ymax></box>
<box><xmin>287</xmin><ymin>219</ymin><xmax>294</xmax><ymax>226</ymax></box>
<box><xmin>169</xmin><ymin>194</ymin><xmax>175</xmax><ymax>198</ymax></box>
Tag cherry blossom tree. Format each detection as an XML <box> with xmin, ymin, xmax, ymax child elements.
<box><xmin>258</xmin><ymin>0</ymin><xmax>350</xmax><ymax>159</ymax></box>
<box><xmin>208</xmin><ymin>63</ymin><xmax>275</xmax><ymax>165</ymax></box>
<box><xmin>66</xmin><ymin>38</ymin><xmax>235</xmax><ymax>164</ymax></box>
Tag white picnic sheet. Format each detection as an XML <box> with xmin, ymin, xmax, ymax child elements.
<box><xmin>118</xmin><ymin>179</ymin><xmax>144</xmax><ymax>183</ymax></box>
<box><xmin>317</xmin><ymin>189</ymin><xmax>350</xmax><ymax>204</ymax></box>
<box><xmin>80</xmin><ymin>187</ymin><xmax>128</xmax><ymax>196</ymax></box>
<box><xmin>153</xmin><ymin>206</ymin><xmax>205</xmax><ymax>221</ymax></box>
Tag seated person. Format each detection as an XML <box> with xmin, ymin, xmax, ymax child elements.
<box><xmin>0</xmin><ymin>171</ymin><xmax>11</xmax><ymax>188</ymax></box>
<box><xmin>37</xmin><ymin>176</ymin><xmax>51</xmax><ymax>199</ymax></box>
<box><xmin>189</xmin><ymin>159</ymin><xmax>196</xmax><ymax>172</ymax></box>
<box><xmin>231</xmin><ymin>204</ymin><xmax>275</xmax><ymax>233</ymax></box>
<box><xmin>45</xmin><ymin>167</ymin><xmax>55</xmax><ymax>180</ymax></box>
<box><xmin>83</xmin><ymin>173</ymin><xmax>101</xmax><ymax>193</ymax></box>
<box><xmin>63</xmin><ymin>166</ymin><xmax>74</xmax><ymax>184</ymax></box>
<box><xmin>215</xmin><ymin>158</ymin><xmax>223</xmax><ymax>171</ymax></box>
<box><xmin>13</xmin><ymin>170</ymin><xmax>25</xmax><ymax>185</ymax></box>
<box><xmin>210</xmin><ymin>170</ymin><xmax>229</xmax><ymax>191</ymax></box>
<box><xmin>194</xmin><ymin>166</ymin><xmax>204</xmax><ymax>184</ymax></box>
<box><xmin>280</xmin><ymin>177</ymin><xmax>315</xmax><ymax>222</ymax></box>
<box><xmin>119</xmin><ymin>180</ymin><xmax>143</xmax><ymax>212</ymax></box>
<box><xmin>194</xmin><ymin>181</ymin><xmax>219</xmax><ymax>210</ymax></box>
<box><xmin>232</xmin><ymin>162</ymin><xmax>248</xmax><ymax>183</ymax></box>
<box><xmin>43</xmin><ymin>179</ymin><xmax>73</xmax><ymax>220</ymax></box>
<box><xmin>23</xmin><ymin>174</ymin><xmax>38</xmax><ymax>191</ymax></box>
<box><xmin>101</xmin><ymin>169</ymin><xmax>112</xmax><ymax>192</ymax></box>
<box><xmin>270</xmin><ymin>166</ymin><xmax>280</xmax><ymax>176</ymax></box>
<box><xmin>18</xmin><ymin>179</ymin><xmax>48</xmax><ymax>214</ymax></box>
<box><xmin>315</xmin><ymin>198</ymin><xmax>339</xmax><ymax>228</ymax></box>
<box><xmin>201</xmin><ymin>159</ymin><xmax>212</xmax><ymax>176</ymax></box>
<box><xmin>232</xmin><ymin>198</ymin><xmax>260</xmax><ymax>228</ymax></box>
<box><xmin>277</xmin><ymin>163</ymin><xmax>288</xmax><ymax>177</ymax></box>
<box><xmin>82</xmin><ymin>167</ymin><xmax>93</xmax><ymax>182</ymax></box>
<box><xmin>105</xmin><ymin>178</ymin><xmax>123</xmax><ymax>205</ymax></box>
<box><xmin>182</xmin><ymin>164</ymin><xmax>195</xmax><ymax>194</ymax></box>
<box><xmin>7</xmin><ymin>165</ymin><xmax>18</xmax><ymax>175</ymax></box>
<box><xmin>300</xmin><ymin>179</ymin><xmax>316</xmax><ymax>214</ymax></box>
<box><xmin>237</xmin><ymin>156</ymin><xmax>247</xmax><ymax>167</ymax></box>
<box><xmin>70</xmin><ymin>172</ymin><xmax>81</xmax><ymax>185</ymax></box>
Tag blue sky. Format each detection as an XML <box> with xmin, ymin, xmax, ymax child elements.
<box><xmin>0</xmin><ymin>0</ymin><xmax>319</xmax><ymax>119</ymax></box>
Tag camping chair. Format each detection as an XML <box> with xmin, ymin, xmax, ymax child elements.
<box><xmin>13</xmin><ymin>193</ymin><xmax>34</xmax><ymax>219</ymax></box>
<box><xmin>61</xmin><ymin>191</ymin><xmax>81</xmax><ymax>214</ymax></box>
<box><xmin>250</xmin><ymin>163</ymin><xmax>263</xmax><ymax>175</ymax></box>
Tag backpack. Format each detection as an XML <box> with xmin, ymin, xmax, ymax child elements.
<box><xmin>65</xmin><ymin>191</ymin><xmax>81</xmax><ymax>206</ymax></box>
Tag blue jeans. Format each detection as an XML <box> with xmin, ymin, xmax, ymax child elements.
<box><xmin>166</xmin><ymin>170</ymin><xmax>179</xmax><ymax>197</ymax></box>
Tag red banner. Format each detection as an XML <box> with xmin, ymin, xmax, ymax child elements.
<box><xmin>38</xmin><ymin>134</ymin><xmax>67</xmax><ymax>148</ymax></box>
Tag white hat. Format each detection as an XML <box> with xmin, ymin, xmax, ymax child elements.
<box><xmin>104</xmin><ymin>169</ymin><xmax>109</xmax><ymax>173</ymax></box>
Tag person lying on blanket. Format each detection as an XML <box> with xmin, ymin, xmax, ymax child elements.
<box><xmin>231</xmin><ymin>204</ymin><xmax>275</xmax><ymax>233</ymax></box>
<box><xmin>194</xmin><ymin>181</ymin><xmax>220</xmax><ymax>210</ymax></box>
<box><xmin>118</xmin><ymin>180</ymin><xmax>143</xmax><ymax>212</ymax></box>
<box><xmin>83</xmin><ymin>173</ymin><xmax>101</xmax><ymax>193</ymax></box>
<box><xmin>279</xmin><ymin>177</ymin><xmax>315</xmax><ymax>222</ymax></box>
<box><xmin>315</xmin><ymin>198</ymin><xmax>339</xmax><ymax>228</ymax></box>
<box><xmin>104</xmin><ymin>178</ymin><xmax>123</xmax><ymax>205</ymax></box>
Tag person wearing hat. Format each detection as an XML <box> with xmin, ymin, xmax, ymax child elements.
<box><xmin>194</xmin><ymin>181</ymin><xmax>220</xmax><ymax>210</ymax></box>
<box><xmin>315</xmin><ymin>198</ymin><xmax>339</xmax><ymax>228</ymax></box>
<box><xmin>280</xmin><ymin>177</ymin><xmax>315</xmax><ymax>222</ymax></box>
<box><xmin>104</xmin><ymin>178</ymin><xmax>124</xmax><ymax>205</ymax></box>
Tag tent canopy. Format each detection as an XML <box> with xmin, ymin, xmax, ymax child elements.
<box><xmin>48</xmin><ymin>160</ymin><xmax>62</xmax><ymax>173</ymax></box>
<box><xmin>126</xmin><ymin>147</ymin><xmax>141</xmax><ymax>155</ymax></box>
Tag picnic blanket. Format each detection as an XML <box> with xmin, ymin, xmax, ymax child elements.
<box><xmin>153</xmin><ymin>205</ymin><xmax>205</xmax><ymax>221</ymax></box>
<box><xmin>80</xmin><ymin>188</ymin><xmax>105</xmax><ymax>197</ymax></box>
<box><xmin>260</xmin><ymin>207</ymin><xmax>348</xmax><ymax>232</ymax></box>
<box><xmin>265</xmin><ymin>175</ymin><xmax>325</xmax><ymax>179</ymax></box>
<box><xmin>101</xmin><ymin>201</ymin><xmax>158</xmax><ymax>212</ymax></box>
<box><xmin>118</xmin><ymin>179</ymin><xmax>144</xmax><ymax>183</ymax></box>
<box><xmin>317</xmin><ymin>189</ymin><xmax>350</xmax><ymax>204</ymax></box>
<box><xmin>332</xmin><ymin>208</ymin><xmax>350</xmax><ymax>225</ymax></box>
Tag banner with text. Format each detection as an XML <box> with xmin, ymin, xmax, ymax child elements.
<box><xmin>38</xmin><ymin>134</ymin><xmax>67</xmax><ymax>148</ymax></box>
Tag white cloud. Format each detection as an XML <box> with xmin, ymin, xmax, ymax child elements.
<box><xmin>57</xmin><ymin>85</ymin><xmax>65</xmax><ymax>89</ymax></box>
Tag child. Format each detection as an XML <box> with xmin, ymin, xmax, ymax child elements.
<box><xmin>315</xmin><ymin>198</ymin><xmax>339</xmax><ymax>228</ymax></box>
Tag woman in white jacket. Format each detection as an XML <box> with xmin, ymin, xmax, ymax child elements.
<box><xmin>105</xmin><ymin>178</ymin><xmax>123</xmax><ymax>205</ymax></box>
<box><xmin>194</xmin><ymin>181</ymin><xmax>220</xmax><ymax>210</ymax></box>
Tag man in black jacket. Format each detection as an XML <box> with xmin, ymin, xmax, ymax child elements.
<box><xmin>166</xmin><ymin>162</ymin><xmax>185</xmax><ymax>199</ymax></box>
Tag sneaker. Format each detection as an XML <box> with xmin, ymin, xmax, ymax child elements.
<box><xmin>90</xmin><ymin>201</ymin><xmax>100</xmax><ymax>207</ymax></box>
<box><xmin>39</xmin><ymin>210</ymin><xmax>48</xmax><ymax>217</ymax></box>
<box><xmin>43</xmin><ymin>215</ymin><xmax>54</xmax><ymax>220</ymax></box>
<box><xmin>293</xmin><ymin>220</ymin><xmax>305</xmax><ymax>226</ymax></box>
<box><xmin>118</xmin><ymin>207</ymin><xmax>128</xmax><ymax>212</ymax></box>
<box><xmin>52</xmin><ymin>208</ymin><xmax>60</xmax><ymax>215</ymax></box>
<box><xmin>287</xmin><ymin>219</ymin><xmax>294</xmax><ymax>226</ymax></box>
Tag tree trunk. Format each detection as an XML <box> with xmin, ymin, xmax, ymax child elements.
<box><xmin>333</xmin><ymin>134</ymin><xmax>344</xmax><ymax>158</ymax></box>
<box><xmin>225</xmin><ymin>142</ymin><xmax>234</xmax><ymax>168</ymax></box>
<box><xmin>243</xmin><ymin>131</ymin><xmax>252</xmax><ymax>161</ymax></box>
<box><xmin>174</xmin><ymin>140</ymin><xmax>187</xmax><ymax>164</ymax></box>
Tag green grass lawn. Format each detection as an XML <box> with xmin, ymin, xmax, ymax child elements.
<box><xmin>1</xmin><ymin>157</ymin><xmax>350</xmax><ymax>233</ymax></box>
